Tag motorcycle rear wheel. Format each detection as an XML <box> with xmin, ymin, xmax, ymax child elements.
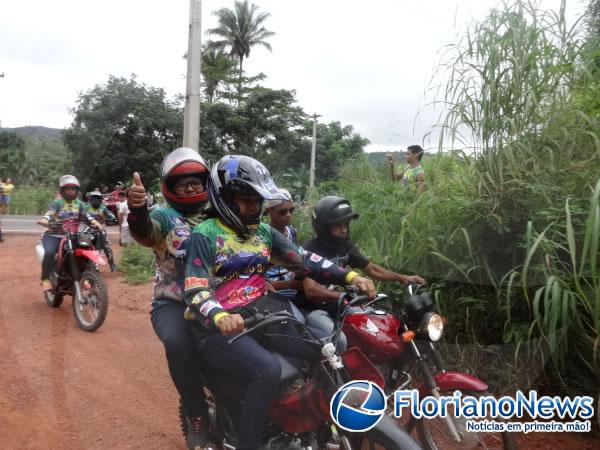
<box><xmin>72</xmin><ymin>270</ymin><xmax>108</xmax><ymax>332</ymax></box>
<box><xmin>416</xmin><ymin>390</ymin><xmax>518</xmax><ymax>450</ymax></box>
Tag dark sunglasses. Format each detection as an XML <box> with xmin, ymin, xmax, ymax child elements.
<box><xmin>277</xmin><ymin>207</ymin><xmax>295</xmax><ymax>216</ymax></box>
<box><xmin>173</xmin><ymin>178</ymin><xmax>204</xmax><ymax>191</ymax></box>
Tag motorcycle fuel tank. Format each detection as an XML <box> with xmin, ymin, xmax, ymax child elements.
<box><xmin>343</xmin><ymin>311</ymin><xmax>405</xmax><ymax>362</ymax></box>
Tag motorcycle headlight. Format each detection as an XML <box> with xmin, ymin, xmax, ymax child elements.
<box><xmin>420</xmin><ymin>312</ymin><xmax>444</xmax><ymax>341</ymax></box>
<box><xmin>78</xmin><ymin>232</ymin><xmax>93</xmax><ymax>247</ymax></box>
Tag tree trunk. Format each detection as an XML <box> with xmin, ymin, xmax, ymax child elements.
<box><xmin>238</xmin><ymin>56</ymin><xmax>244</xmax><ymax>106</ymax></box>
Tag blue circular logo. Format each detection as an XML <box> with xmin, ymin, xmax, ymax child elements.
<box><xmin>330</xmin><ymin>380</ymin><xmax>386</xmax><ymax>432</ymax></box>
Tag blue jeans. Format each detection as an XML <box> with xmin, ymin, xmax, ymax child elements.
<box><xmin>41</xmin><ymin>234</ymin><xmax>62</xmax><ymax>280</ymax></box>
<box><xmin>151</xmin><ymin>301</ymin><xmax>207</xmax><ymax>416</ymax></box>
<box><xmin>305</xmin><ymin>309</ymin><xmax>348</xmax><ymax>352</ymax></box>
<box><xmin>198</xmin><ymin>320</ymin><xmax>323</xmax><ymax>449</ymax></box>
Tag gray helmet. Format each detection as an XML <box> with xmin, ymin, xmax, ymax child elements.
<box><xmin>209</xmin><ymin>155</ymin><xmax>284</xmax><ymax>237</ymax></box>
<box><xmin>159</xmin><ymin>147</ymin><xmax>210</xmax><ymax>213</ymax></box>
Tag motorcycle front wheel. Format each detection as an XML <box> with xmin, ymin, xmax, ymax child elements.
<box><xmin>346</xmin><ymin>415</ymin><xmax>421</xmax><ymax>450</ymax></box>
<box><xmin>72</xmin><ymin>270</ymin><xmax>108</xmax><ymax>332</ymax></box>
<box><xmin>45</xmin><ymin>289</ymin><xmax>64</xmax><ymax>308</ymax></box>
<box><xmin>416</xmin><ymin>390</ymin><xmax>518</xmax><ymax>450</ymax></box>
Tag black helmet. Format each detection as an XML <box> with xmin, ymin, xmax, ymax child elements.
<box><xmin>88</xmin><ymin>190</ymin><xmax>103</xmax><ymax>208</ymax></box>
<box><xmin>312</xmin><ymin>196</ymin><xmax>359</xmax><ymax>248</ymax></box>
<box><xmin>209</xmin><ymin>155</ymin><xmax>284</xmax><ymax>238</ymax></box>
<box><xmin>58</xmin><ymin>175</ymin><xmax>80</xmax><ymax>200</ymax></box>
<box><xmin>160</xmin><ymin>147</ymin><xmax>210</xmax><ymax>213</ymax></box>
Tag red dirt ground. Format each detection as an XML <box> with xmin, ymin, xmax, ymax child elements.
<box><xmin>0</xmin><ymin>235</ymin><xmax>598</xmax><ymax>449</ymax></box>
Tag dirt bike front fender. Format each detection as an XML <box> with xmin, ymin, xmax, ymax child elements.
<box><xmin>419</xmin><ymin>371</ymin><xmax>488</xmax><ymax>395</ymax></box>
<box><xmin>74</xmin><ymin>248</ymin><xmax>107</xmax><ymax>265</ymax></box>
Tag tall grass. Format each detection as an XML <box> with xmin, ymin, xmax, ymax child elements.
<box><xmin>290</xmin><ymin>1</ymin><xmax>600</xmax><ymax>394</ymax></box>
<box><xmin>119</xmin><ymin>243</ymin><xmax>156</xmax><ymax>285</ymax></box>
<box><xmin>10</xmin><ymin>186</ymin><xmax>55</xmax><ymax>215</ymax></box>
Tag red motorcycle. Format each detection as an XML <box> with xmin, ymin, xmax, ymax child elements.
<box><xmin>38</xmin><ymin>219</ymin><xmax>109</xmax><ymax>332</ymax></box>
<box><xmin>343</xmin><ymin>285</ymin><xmax>517</xmax><ymax>450</ymax></box>
<box><xmin>182</xmin><ymin>291</ymin><xmax>422</xmax><ymax>450</ymax></box>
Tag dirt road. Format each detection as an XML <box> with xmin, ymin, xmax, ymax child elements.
<box><xmin>0</xmin><ymin>235</ymin><xmax>182</xmax><ymax>449</ymax></box>
<box><xmin>0</xmin><ymin>235</ymin><xmax>598</xmax><ymax>449</ymax></box>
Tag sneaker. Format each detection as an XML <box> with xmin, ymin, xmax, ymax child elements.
<box><xmin>185</xmin><ymin>415</ymin><xmax>209</xmax><ymax>450</ymax></box>
<box><xmin>41</xmin><ymin>279</ymin><xmax>53</xmax><ymax>292</ymax></box>
<box><xmin>110</xmin><ymin>262</ymin><xmax>118</xmax><ymax>272</ymax></box>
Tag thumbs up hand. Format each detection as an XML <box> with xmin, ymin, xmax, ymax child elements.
<box><xmin>128</xmin><ymin>172</ymin><xmax>147</xmax><ymax>208</ymax></box>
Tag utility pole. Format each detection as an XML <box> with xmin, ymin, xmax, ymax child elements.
<box><xmin>0</xmin><ymin>72</ymin><xmax>4</xmax><ymax>129</ymax></box>
<box><xmin>183</xmin><ymin>0</ymin><xmax>202</xmax><ymax>151</ymax></box>
<box><xmin>309</xmin><ymin>113</ymin><xmax>321</xmax><ymax>191</ymax></box>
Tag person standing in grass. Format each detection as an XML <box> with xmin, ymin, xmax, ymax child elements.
<box><xmin>387</xmin><ymin>145</ymin><xmax>426</xmax><ymax>193</ymax></box>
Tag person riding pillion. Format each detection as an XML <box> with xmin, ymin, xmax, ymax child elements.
<box><xmin>85</xmin><ymin>191</ymin><xmax>117</xmax><ymax>271</ymax></box>
<box><xmin>183</xmin><ymin>155</ymin><xmax>376</xmax><ymax>450</ymax></box>
<box><xmin>37</xmin><ymin>175</ymin><xmax>102</xmax><ymax>292</ymax></box>
<box><xmin>127</xmin><ymin>147</ymin><xmax>211</xmax><ymax>450</ymax></box>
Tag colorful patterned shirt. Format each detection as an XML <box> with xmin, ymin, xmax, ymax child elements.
<box><xmin>184</xmin><ymin>218</ymin><xmax>357</xmax><ymax>321</ymax></box>
<box><xmin>45</xmin><ymin>198</ymin><xmax>91</xmax><ymax>234</ymax></box>
<box><xmin>85</xmin><ymin>203</ymin><xmax>116</xmax><ymax>224</ymax></box>
<box><xmin>128</xmin><ymin>205</ymin><xmax>205</xmax><ymax>302</ymax></box>
<box><xmin>401</xmin><ymin>165</ymin><xmax>425</xmax><ymax>189</ymax></box>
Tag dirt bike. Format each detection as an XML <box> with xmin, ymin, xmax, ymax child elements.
<box><xmin>37</xmin><ymin>219</ymin><xmax>109</xmax><ymax>332</ymax></box>
<box><xmin>181</xmin><ymin>290</ymin><xmax>422</xmax><ymax>450</ymax></box>
<box><xmin>342</xmin><ymin>284</ymin><xmax>517</xmax><ymax>450</ymax></box>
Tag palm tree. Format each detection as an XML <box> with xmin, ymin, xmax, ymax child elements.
<box><xmin>201</xmin><ymin>43</ymin><xmax>237</xmax><ymax>103</ymax></box>
<box><xmin>207</xmin><ymin>0</ymin><xmax>275</xmax><ymax>101</ymax></box>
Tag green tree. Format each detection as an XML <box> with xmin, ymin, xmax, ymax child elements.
<box><xmin>309</xmin><ymin>121</ymin><xmax>370</xmax><ymax>184</ymax></box>
<box><xmin>200</xmin><ymin>87</ymin><xmax>306</xmax><ymax>170</ymax></box>
<box><xmin>64</xmin><ymin>75</ymin><xmax>183</xmax><ymax>190</ymax></box>
<box><xmin>199</xmin><ymin>87</ymin><xmax>369</xmax><ymax>197</ymax></box>
<box><xmin>20</xmin><ymin>136</ymin><xmax>71</xmax><ymax>186</ymax></box>
<box><xmin>201</xmin><ymin>43</ymin><xmax>237</xmax><ymax>103</ymax></box>
<box><xmin>0</xmin><ymin>132</ymin><xmax>26</xmax><ymax>182</ymax></box>
<box><xmin>207</xmin><ymin>0</ymin><xmax>275</xmax><ymax>100</ymax></box>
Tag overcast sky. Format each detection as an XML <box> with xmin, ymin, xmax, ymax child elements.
<box><xmin>0</xmin><ymin>0</ymin><xmax>583</xmax><ymax>152</ymax></box>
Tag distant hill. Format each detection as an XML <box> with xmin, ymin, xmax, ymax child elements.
<box><xmin>0</xmin><ymin>126</ymin><xmax>63</xmax><ymax>140</ymax></box>
<box><xmin>366</xmin><ymin>151</ymin><xmax>406</xmax><ymax>165</ymax></box>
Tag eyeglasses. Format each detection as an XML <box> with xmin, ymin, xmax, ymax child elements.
<box><xmin>173</xmin><ymin>178</ymin><xmax>204</xmax><ymax>192</ymax></box>
<box><xmin>277</xmin><ymin>207</ymin><xmax>295</xmax><ymax>216</ymax></box>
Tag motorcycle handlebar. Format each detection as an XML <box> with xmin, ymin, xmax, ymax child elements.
<box><xmin>227</xmin><ymin>310</ymin><xmax>299</xmax><ymax>345</ymax></box>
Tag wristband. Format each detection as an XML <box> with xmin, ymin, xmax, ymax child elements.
<box><xmin>345</xmin><ymin>271</ymin><xmax>359</xmax><ymax>284</ymax></box>
<box><xmin>212</xmin><ymin>311</ymin><xmax>230</xmax><ymax>325</ymax></box>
